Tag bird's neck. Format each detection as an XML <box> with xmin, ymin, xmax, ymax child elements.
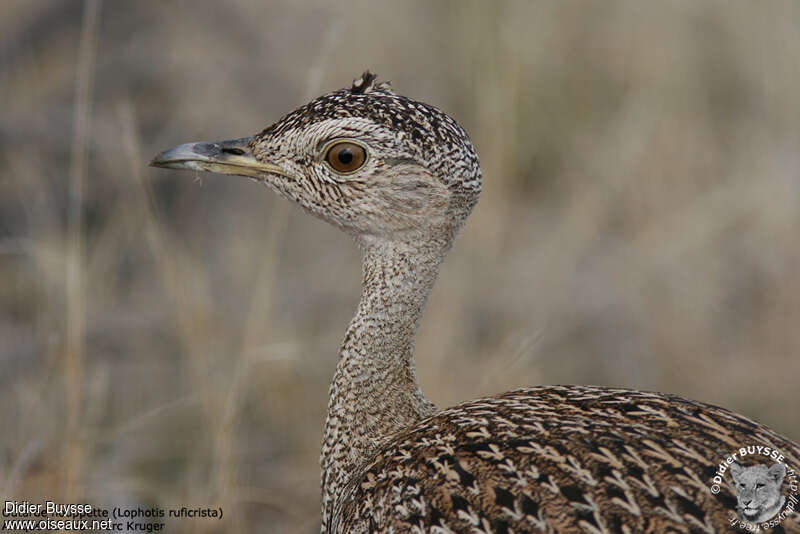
<box><xmin>320</xmin><ymin>236</ymin><xmax>444</xmax><ymax>530</ymax></box>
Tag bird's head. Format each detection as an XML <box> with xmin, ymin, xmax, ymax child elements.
<box><xmin>150</xmin><ymin>72</ymin><xmax>481</xmax><ymax>249</ymax></box>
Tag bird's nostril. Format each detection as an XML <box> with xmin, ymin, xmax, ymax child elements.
<box><xmin>222</xmin><ymin>147</ymin><xmax>245</xmax><ymax>156</ymax></box>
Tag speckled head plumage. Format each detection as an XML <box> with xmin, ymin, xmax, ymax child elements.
<box><xmin>152</xmin><ymin>71</ymin><xmax>481</xmax><ymax>245</ymax></box>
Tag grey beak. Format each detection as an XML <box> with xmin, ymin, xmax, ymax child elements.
<box><xmin>150</xmin><ymin>137</ymin><xmax>254</xmax><ymax>170</ymax></box>
<box><xmin>149</xmin><ymin>136</ymin><xmax>290</xmax><ymax>179</ymax></box>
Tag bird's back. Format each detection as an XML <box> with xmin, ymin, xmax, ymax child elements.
<box><xmin>332</xmin><ymin>386</ymin><xmax>800</xmax><ymax>533</ymax></box>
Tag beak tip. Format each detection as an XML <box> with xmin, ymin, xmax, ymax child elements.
<box><xmin>149</xmin><ymin>151</ymin><xmax>171</xmax><ymax>168</ymax></box>
<box><xmin>148</xmin><ymin>144</ymin><xmax>199</xmax><ymax>170</ymax></box>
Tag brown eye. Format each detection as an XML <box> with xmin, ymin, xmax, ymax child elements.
<box><xmin>325</xmin><ymin>141</ymin><xmax>367</xmax><ymax>174</ymax></box>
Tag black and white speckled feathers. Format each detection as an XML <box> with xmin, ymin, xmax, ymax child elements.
<box><xmin>254</xmin><ymin>71</ymin><xmax>482</xmax><ymax>196</ymax></box>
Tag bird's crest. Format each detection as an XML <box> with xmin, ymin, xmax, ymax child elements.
<box><xmin>351</xmin><ymin>70</ymin><xmax>392</xmax><ymax>94</ymax></box>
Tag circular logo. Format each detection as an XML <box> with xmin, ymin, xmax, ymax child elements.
<box><xmin>709</xmin><ymin>444</ymin><xmax>798</xmax><ymax>530</ymax></box>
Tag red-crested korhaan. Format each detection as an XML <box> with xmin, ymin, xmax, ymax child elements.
<box><xmin>151</xmin><ymin>72</ymin><xmax>800</xmax><ymax>533</ymax></box>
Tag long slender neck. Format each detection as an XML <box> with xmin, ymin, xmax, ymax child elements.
<box><xmin>320</xmin><ymin>236</ymin><xmax>445</xmax><ymax>530</ymax></box>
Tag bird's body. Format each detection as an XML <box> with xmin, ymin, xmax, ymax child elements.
<box><xmin>334</xmin><ymin>386</ymin><xmax>800</xmax><ymax>533</ymax></box>
<box><xmin>151</xmin><ymin>72</ymin><xmax>800</xmax><ymax>533</ymax></box>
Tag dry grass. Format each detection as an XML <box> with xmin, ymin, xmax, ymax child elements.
<box><xmin>1</xmin><ymin>1</ymin><xmax>799</xmax><ymax>532</ymax></box>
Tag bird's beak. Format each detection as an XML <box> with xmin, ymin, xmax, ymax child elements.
<box><xmin>149</xmin><ymin>136</ymin><xmax>287</xmax><ymax>179</ymax></box>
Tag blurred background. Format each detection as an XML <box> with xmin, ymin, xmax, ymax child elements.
<box><xmin>2</xmin><ymin>1</ymin><xmax>799</xmax><ymax>532</ymax></box>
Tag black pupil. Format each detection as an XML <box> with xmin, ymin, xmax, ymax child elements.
<box><xmin>337</xmin><ymin>148</ymin><xmax>354</xmax><ymax>165</ymax></box>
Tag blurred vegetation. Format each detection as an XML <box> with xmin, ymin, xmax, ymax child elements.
<box><xmin>1</xmin><ymin>1</ymin><xmax>799</xmax><ymax>532</ymax></box>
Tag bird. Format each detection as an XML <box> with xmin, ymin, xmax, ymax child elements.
<box><xmin>151</xmin><ymin>72</ymin><xmax>800</xmax><ymax>533</ymax></box>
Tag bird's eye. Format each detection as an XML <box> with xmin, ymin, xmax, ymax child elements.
<box><xmin>325</xmin><ymin>141</ymin><xmax>367</xmax><ymax>174</ymax></box>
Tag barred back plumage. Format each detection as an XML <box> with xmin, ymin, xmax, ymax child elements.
<box><xmin>151</xmin><ymin>72</ymin><xmax>800</xmax><ymax>534</ymax></box>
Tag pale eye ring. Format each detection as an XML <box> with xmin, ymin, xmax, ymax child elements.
<box><xmin>323</xmin><ymin>140</ymin><xmax>368</xmax><ymax>174</ymax></box>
